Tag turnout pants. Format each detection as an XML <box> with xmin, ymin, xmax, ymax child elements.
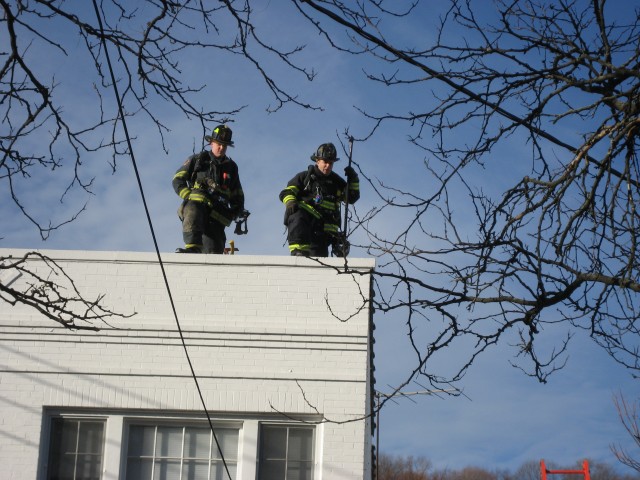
<box><xmin>181</xmin><ymin>200</ymin><xmax>227</xmax><ymax>254</ymax></box>
<box><xmin>286</xmin><ymin>208</ymin><xmax>330</xmax><ymax>257</ymax></box>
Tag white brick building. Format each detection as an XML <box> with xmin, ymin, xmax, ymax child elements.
<box><xmin>0</xmin><ymin>249</ymin><xmax>375</xmax><ymax>480</ymax></box>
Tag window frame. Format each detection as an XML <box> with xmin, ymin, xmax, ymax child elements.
<box><xmin>122</xmin><ymin>417</ymin><xmax>242</xmax><ymax>480</ymax></box>
<box><xmin>39</xmin><ymin>410</ymin><xmax>322</xmax><ymax>480</ymax></box>
<box><xmin>257</xmin><ymin>423</ymin><xmax>316</xmax><ymax>480</ymax></box>
<box><xmin>43</xmin><ymin>414</ymin><xmax>108</xmax><ymax>480</ymax></box>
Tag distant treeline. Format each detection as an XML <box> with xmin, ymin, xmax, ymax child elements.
<box><xmin>376</xmin><ymin>454</ymin><xmax>640</xmax><ymax>480</ymax></box>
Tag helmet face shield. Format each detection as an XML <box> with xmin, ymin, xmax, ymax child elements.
<box><xmin>310</xmin><ymin>142</ymin><xmax>339</xmax><ymax>162</ymax></box>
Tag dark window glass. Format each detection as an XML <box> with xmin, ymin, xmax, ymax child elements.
<box><xmin>48</xmin><ymin>418</ymin><xmax>105</xmax><ymax>480</ymax></box>
<box><xmin>258</xmin><ymin>425</ymin><xmax>314</xmax><ymax>480</ymax></box>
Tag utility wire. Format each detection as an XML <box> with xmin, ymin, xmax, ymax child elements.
<box><xmin>90</xmin><ymin>2</ymin><xmax>232</xmax><ymax>477</ymax></box>
<box><xmin>300</xmin><ymin>0</ymin><xmax>639</xmax><ymax>189</ymax></box>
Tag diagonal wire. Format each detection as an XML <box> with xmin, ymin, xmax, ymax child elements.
<box><xmin>299</xmin><ymin>0</ymin><xmax>639</xmax><ymax>189</ymax></box>
<box><xmin>90</xmin><ymin>1</ymin><xmax>232</xmax><ymax>477</ymax></box>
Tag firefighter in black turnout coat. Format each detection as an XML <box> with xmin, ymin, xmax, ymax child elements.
<box><xmin>173</xmin><ymin>125</ymin><xmax>245</xmax><ymax>253</ymax></box>
<box><xmin>279</xmin><ymin>142</ymin><xmax>360</xmax><ymax>257</ymax></box>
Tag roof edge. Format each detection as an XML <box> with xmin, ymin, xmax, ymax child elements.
<box><xmin>0</xmin><ymin>248</ymin><xmax>376</xmax><ymax>270</ymax></box>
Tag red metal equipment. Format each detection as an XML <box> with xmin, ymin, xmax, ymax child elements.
<box><xmin>540</xmin><ymin>460</ymin><xmax>590</xmax><ymax>480</ymax></box>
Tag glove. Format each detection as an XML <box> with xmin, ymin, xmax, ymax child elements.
<box><xmin>344</xmin><ymin>165</ymin><xmax>358</xmax><ymax>181</ymax></box>
<box><xmin>286</xmin><ymin>201</ymin><xmax>299</xmax><ymax>215</ymax></box>
<box><xmin>332</xmin><ymin>237</ymin><xmax>351</xmax><ymax>257</ymax></box>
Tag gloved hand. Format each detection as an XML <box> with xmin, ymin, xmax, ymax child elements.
<box><xmin>286</xmin><ymin>201</ymin><xmax>299</xmax><ymax>215</ymax></box>
<box><xmin>331</xmin><ymin>236</ymin><xmax>351</xmax><ymax>257</ymax></box>
<box><xmin>344</xmin><ymin>165</ymin><xmax>358</xmax><ymax>181</ymax></box>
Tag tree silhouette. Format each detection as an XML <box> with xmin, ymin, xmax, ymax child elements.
<box><xmin>296</xmin><ymin>0</ymin><xmax>640</xmax><ymax>391</ymax></box>
<box><xmin>377</xmin><ymin>453</ymin><xmax>640</xmax><ymax>480</ymax></box>
<box><xmin>613</xmin><ymin>394</ymin><xmax>640</xmax><ymax>474</ymax></box>
<box><xmin>2</xmin><ymin>1</ymin><xmax>640</xmax><ymax>389</ymax></box>
<box><xmin>1</xmin><ymin>0</ymin><xmax>314</xmax><ymax>327</ymax></box>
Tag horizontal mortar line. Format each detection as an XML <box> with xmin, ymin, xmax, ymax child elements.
<box><xmin>0</xmin><ymin>324</ymin><xmax>368</xmax><ymax>340</ymax></box>
<box><xmin>0</xmin><ymin>338</ymin><xmax>367</xmax><ymax>352</ymax></box>
<box><xmin>0</xmin><ymin>332</ymin><xmax>367</xmax><ymax>345</ymax></box>
<box><xmin>0</xmin><ymin>369</ymin><xmax>366</xmax><ymax>383</ymax></box>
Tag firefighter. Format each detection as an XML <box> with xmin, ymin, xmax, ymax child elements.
<box><xmin>173</xmin><ymin>124</ymin><xmax>245</xmax><ymax>253</ymax></box>
<box><xmin>279</xmin><ymin>142</ymin><xmax>360</xmax><ymax>257</ymax></box>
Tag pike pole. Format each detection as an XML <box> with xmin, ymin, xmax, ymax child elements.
<box><xmin>341</xmin><ymin>135</ymin><xmax>354</xmax><ymax>259</ymax></box>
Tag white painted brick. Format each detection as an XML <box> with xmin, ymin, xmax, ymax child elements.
<box><xmin>0</xmin><ymin>249</ymin><xmax>375</xmax><ymax>479</ymax></box>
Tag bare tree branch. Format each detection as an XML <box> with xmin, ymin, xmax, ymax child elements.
<box><xmin>0</xmin><ymin>251</ymin><xmax>134</xmax><ymax>330</ymax></box>
<box><xmin>1</xmin><ymin>0</ymin><xmax>318</xmax><ymax>326</ymax></box>
<box><xmin>297</xmin><ymin>0</ymin><xmax>640</xmax><ymax>386</ymax></box>
<box><xmin>612</xmin><ymin>393</ymin><xmax>640</xmax><ymax>473</ymax></box>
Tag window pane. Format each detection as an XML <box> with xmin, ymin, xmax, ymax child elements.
<box><xmin>125</xmin><ymin>458</ymin><xmax>153</xmax><ymax>479</ymax></box>
<box><xmin>78</xmin><ymin>422</ymin><xmax>105</xmax><ymax>455</ymax></box>
<box><xmin>155</xmin><ymin>426</ymin><xmax>183</xmax><ymax>457</ymax></box>
<box><xmin>182</xmin><ymin>459</ymin><xmax>209</xmax><ymax>480</ymax></box>
<box><xmin>128</xmin><ymin>425</ymin><xmax>156</xmax><ymax>457</ymax></box>
<box><xmin>211</xmin><ymin>461</ymin><xmax>236</xmax><ymax>480</ymax></box>
<box><xmin>287</xmin><ymin>461</ymin><xmax>313</xmax><ymax>480</ymax></box>
<box><xmin>260</xmin><ymin>426</ymin><xmax>287</xmax><ymax>459</ymax></box>
<box><xmin>75</xmin><ymin>454</ymin><xmax>102</xmax><ymax>480</ymax></box>
<box><xmin>259</xmin><ymin>459</ymin><xmax>286</xmax><ymax>479</ymax></box>
<box><xmin>51</xmin><ymin>454</ymin><xmax>76</xmax><ymax>480</ymax></box>
<box><xmin>288</xmin><ymin>429</ymin><xmax>313</xmax><ymax>461</ymax></box>
<box><xmin>184</xmin><ymin>427</ymin><xmax>210</xmax><ymax>459</ymax></box>
<box><xmin>48</xmin><ymin>418</ymin><xmax>105</xmax><ymax>480</ymax></box>
<box><xmin>259</xmin><ymin>425</ymin><xmax>314</xmax><ymax>480</ymax></box>
<box><xmin>154</xmin><ymin>459</ymin><xmax>180</xmax><ymax>480</ymax></box>
<box><xmin>214</xmin><ymin>428</ymin><xmax>239</xmax><ymax>461</ymax></box>
<box><xmin>48</xmin><ymin>420</ymin><xmax>72</xmax><ymax>479</ymax></box>
<box><xmin>60</xmin><ymin>422</ymin><xmax>79</xmax><ymax>455</ymax></box>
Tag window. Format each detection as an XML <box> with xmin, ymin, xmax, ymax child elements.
<box><xmin>42</xmin><ymin>412</ymin><xmax>318</xmax><ymax>480</ymax></box>
<box><xmin>125</xmin><ymin>423</ymin><xmax>239</xmax><ymax>480</ymax></box>
<box><xmin>47</xmin><ymin>418</ymin><xmax>105</xmax><ymax>480</ymax></box>
<box><xmin>258</xmin><ymin>425</ymin><xmax>314</xmax><ymax>480</ymax></box>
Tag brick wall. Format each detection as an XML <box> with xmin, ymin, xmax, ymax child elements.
<box><xmin>0</xmin><ymin>249</ymin><xmax>375</xmax><ymax>479</ymax></box>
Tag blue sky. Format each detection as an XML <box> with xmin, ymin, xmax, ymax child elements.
<box><xmin>2</xmin><ymin>0</ymin><xmax>640</xmax><ymax>475</ymax></box>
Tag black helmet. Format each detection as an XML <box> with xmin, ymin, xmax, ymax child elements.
<box><xmin>310</xmin><ymin>142</ymin><xmax>339</xmax><ymax>162</ymax></box>
<box><xmin>205</xmin><ymin>124</ymin><xmax>234</xmax><ymax>146</ymax></box>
